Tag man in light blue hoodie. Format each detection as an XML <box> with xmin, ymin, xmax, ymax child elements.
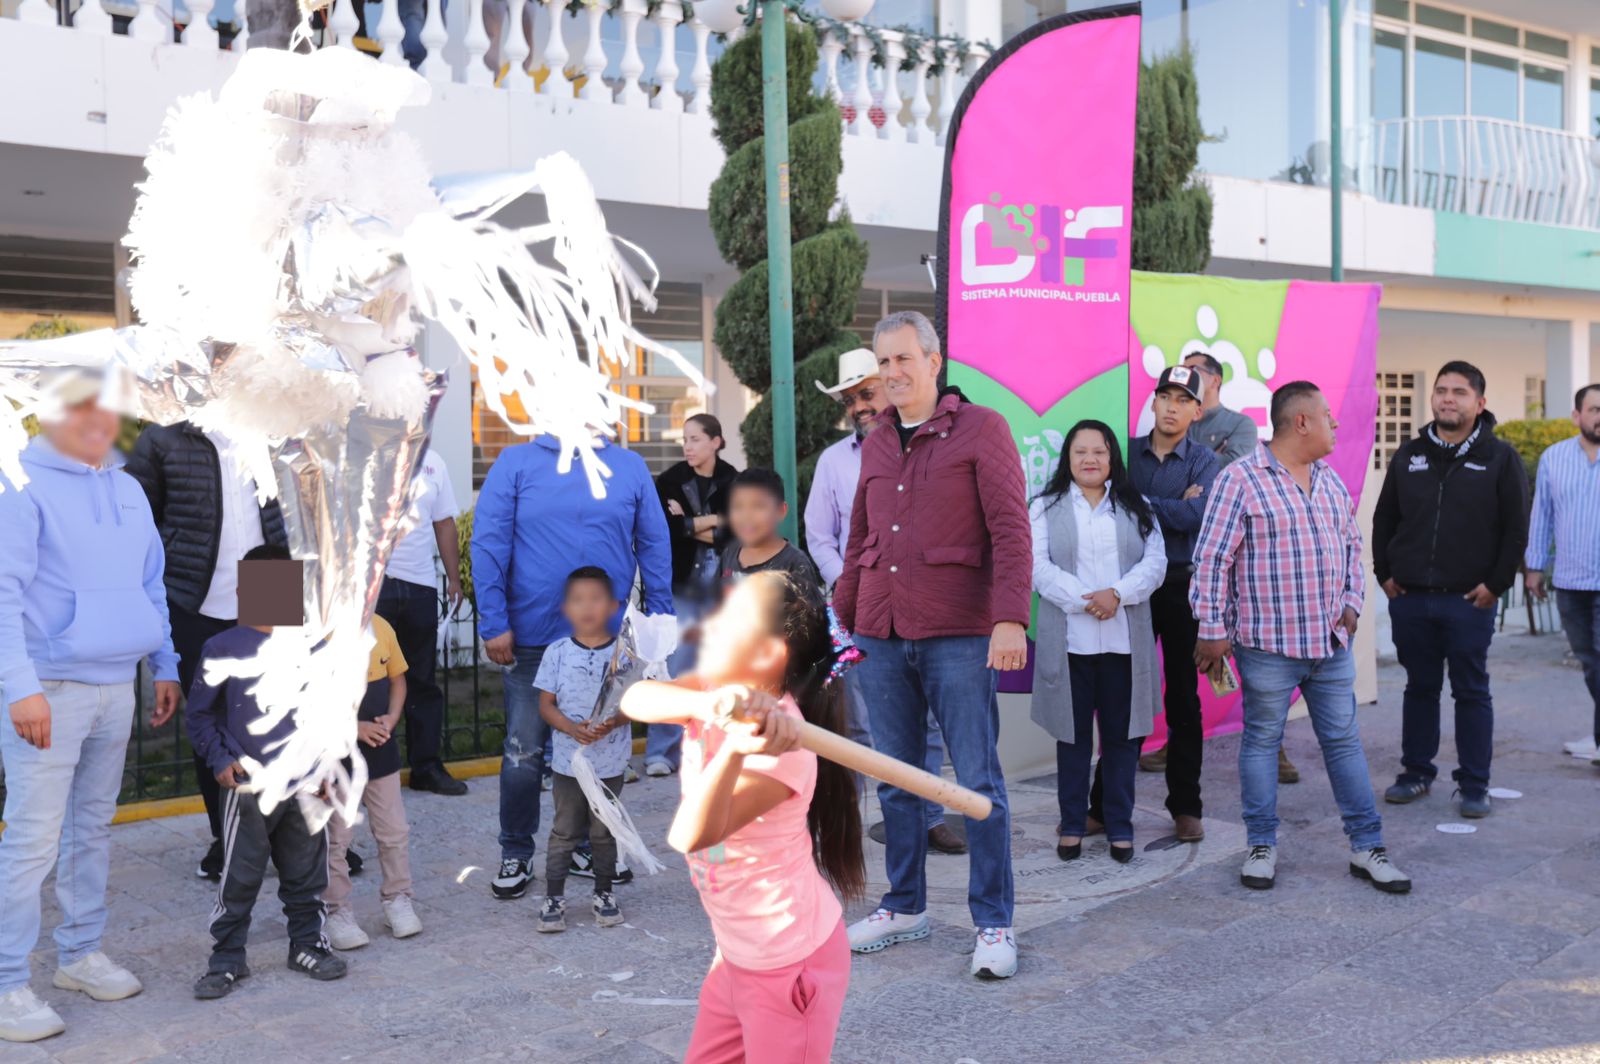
<box><xmin>0</xmin><ymin>389</ymin><xmax>181</xmax><ymax>1044</ymax></box>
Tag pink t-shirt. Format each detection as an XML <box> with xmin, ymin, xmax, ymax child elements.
<box><xmin>680</xmin><ymin>696</ymin><xmax>843</xmax><ymax>971</ymax></box>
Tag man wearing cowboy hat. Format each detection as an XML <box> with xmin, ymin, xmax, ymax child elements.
<box><xmin>804</xmin><ymin>347</ymin><xmax>963</xmax><ymax>857</ymax></box>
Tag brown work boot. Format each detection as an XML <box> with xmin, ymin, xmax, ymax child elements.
<box><xmin>1278</xmin><ymin>748</ymin><xmax>1301</xmax><ymax>784</ymax></box>
<box><xmin>1138</xmin><ymin>747</ymin><xmax>1168</xmax><ymax>773</ymax></box>
<box><xmin>1173</xmin><ymin>814</ymin><xmax>1205</xmax><ymax>842</ymax></box>
<box><xmin>927</xmin><ymin>822</ymin><xmax>968</xmax><ymax>855</ymax></box>
<box><xmin>1084</xmin><ymin>815</ymin><xmax>1105</xmax><ymax>837</ymax></box>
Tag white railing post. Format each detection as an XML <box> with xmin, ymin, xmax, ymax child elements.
<box><xmin>184</xmin><ymin>0</ymin><xmax>218</xmax><ymax>46</ymax></box>
<box><xmin>935</xmin><ymin>45</ymin><xmax>957</xmax><ymax>145</ymax></box>
<box><xmin>329</xmin><ymin>0</ymin><xmax>362</xmax><ymax>48</ymax></box>
<box><xmin>688</xmin><ymin>14</ymin><xmax>713</xmax><ymax>114</ymax></box>
<box><xmin>848</xmin><ymin>26</ymin><xmax>873</xmax><ymax>136</ymax></box>
<box><xmin>420</xmin><ymin>0</ymin><xmax>450</xmax><ymax>82</ymax></box>
<box><xmin>463</xmin><ymin>0</ymin><xmax>495</xmax><ymax>85</ymax></box>
<box><xmin>376</xmin><ymin>0</ymin><xmax>407</xmax><ymax>64</ymax></box>
<box><xmin>650</xmin><ymin>0</ymin><xmax>684</xmax><ymax>113</ymax></box>
<box><xmin>231</xmin><ymin>0</ymin><xmax>249</xmax><ymax>48</ymax></box>
<box><xmin>616</xmin><ymin>0</ymin><xmax>647</xmax><ymax>107</ymax></box>
<box><xmin>130</xmin><ymin>0</ymin><xmax>167</xmax><ymax>41</ymax></box>
<box><xmin>580</xmin><ymin>1</ymin><xmax>608</xmax><ymax>102</ymax></box>
<box><xmin>18</xmin><ymin>0</ymin><xmax>54</xmax><ymax>24</ymax></box>
<box><xmin>503</xmin><ymin>0</ymin><xmax>533</xmax><ymax>89</ymax></box>
<box><xmin>878</xmin><ymin>29</ymin><xmax>906</xmax><ymax>141</ymax></box>
<box><xmin>541</xmin><ymin>0</ymin><xmax>571</xmax><ymax>96</ymax></box>
<box><xmin>907</xmin><ymin>41</ymin><xmax>932</xmax><ymax>145</ymax></box>
<box><xmin>75</xmin><ymin>0</ymin><xmax>115</xmax><ymax>35</ymax></box>
<box><xmin>819</xmin><ymin>26</ymin><xmax>844</xmax><ymax>109</ymax></box>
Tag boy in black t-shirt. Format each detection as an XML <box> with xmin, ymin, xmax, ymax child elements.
<box><xmin>716</xmin><ymin>468</ymin><xmax>822</xmax><ymax>594</ymax></box>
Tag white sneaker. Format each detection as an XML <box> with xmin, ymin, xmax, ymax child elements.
<box><xmin>1240</xmin><ymin>844</ymin><xmax>1277</xmax><ymax>890</ymax></box>
<box><xmin>1349</xmin><ymin>847</ymin><xmax>1412</xmax><ymax>894</ymax></box>
<box><xmin>383</xmin><ymin>896</ymin><xmax>422</xmax><ymax>939</ymax></box>
<box><xmin>1565</xmin><ymin>736</ymin><xmax>1597</xmax><ymax>759</ymax></box>
<box><xmin>846</xmin><ymin>908</ymin><xmax>930</xmax><ymax>954</ymax></box>
<box><xmin>52</xmin><ymin>951</ymin><xmax>141</xmax><ymax>1002</ymax></box>
<box><xmin>970</xmin><ymin>927</ymin><xmax>1017</xmax><ymax>979</ymax></box>
<box><xmin>644</xmin><ymin>761</ymin><xmax>673</xmax><ymax>778</ymax></box>
<box><xmin>325</xmin><ymin>910</ymin><xmax>370</xmax><ymax>950</ymax></box>
<box><xmin>0</xmin><ymin>987</ymin><xmax>65</xmax><ymax>1043</ymax></box>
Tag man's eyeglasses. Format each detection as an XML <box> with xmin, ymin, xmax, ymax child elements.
<box><xmin>841</xmin><ymin>387</ymin><xmax>878</xmax><ymax>410</ymax></box>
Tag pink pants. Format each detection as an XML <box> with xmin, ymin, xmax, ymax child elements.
<box><xmin>683</xmin><ymin>921</ymin><xmax>850</xmax><ymax>1064</ymax></box>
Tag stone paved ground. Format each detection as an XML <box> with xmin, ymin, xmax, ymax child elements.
<box><xmin>4</xmin><ymin>625</ymin><xmax>1600</xmax><ymax>1064</ymax></box>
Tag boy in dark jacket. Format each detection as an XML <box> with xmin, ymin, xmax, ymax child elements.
<box><xmin>186</xmin><ymin>544</ymin><xmax>347</xmax><ymax>999</ymax></box>
<box><xmin>1371</xmin><ymin>360</ymin><xmax>1530</xmax><ymax>818</ymax></box>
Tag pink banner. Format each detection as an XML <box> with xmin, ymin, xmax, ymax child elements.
<box><xmin>1128</xmin><ymin>275</ymin><xmax>1382</xmax><ymax>743</ymax></box>
<box><xmin>935</xmin><ymin>6</ymin><xmax>1141</xmax><ymax>416</ymax></box>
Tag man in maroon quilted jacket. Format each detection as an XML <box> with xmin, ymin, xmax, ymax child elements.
<box><xmin>835</xmin><ymin>310</ymin><xmax>1032</xmax><ymax>981</ymax></box>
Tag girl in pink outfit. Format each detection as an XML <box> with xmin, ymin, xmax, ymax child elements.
<box><xmin>622</xmin><ymin>572</ymin><xmax>864</xmax><ymax>1064</ymax></box>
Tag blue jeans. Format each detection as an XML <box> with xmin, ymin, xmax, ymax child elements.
<box><xmin>0</xmin><ymin>681</ymin><xmax>133</xmax><ymax>993</ymax></box>
<box><xmin>844</xmin><ymin>670</ymin><xmax>947</xmax><ymax>831</ymax></box>
<box><xmin>1234</xmin><ymin>645</ymin><xmax>1383</xmax><ymax>852</ymax></box>
<box><xmin>1389</xmin><ymin>591</ymin><xmax>1497</xmax><ymax>795</ymax></box>
<box><xmin>854</xmin><ymin>635</ymin><xmax>1013</xmax><ymax>929</ymax></box>
<box><xmin>1057</xmin><ymin>654</ymin><xmax>1139</xmax><ymax>844</ymax></box>
<box><xmin>499</xmin><ymin>645</ymin><xmax>552</xmax><ymax>862</ymax></box>
<box><xmin>397</xmin><ymin>0</ymin><xmax>439</xmax><ymax>68</ymax></box>
<box><xmin>1556</xmin><ymin>589</ymin><xmax>1600</xmax><ymax>742</ymax></box>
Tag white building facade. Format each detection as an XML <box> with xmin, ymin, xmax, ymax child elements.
<box><xmin>2</xmin><ymin>0</ymin><xmax>1598</xmax><ymax>511</ymax></box>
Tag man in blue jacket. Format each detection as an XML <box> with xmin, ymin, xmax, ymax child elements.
<box><xmin>471</xmin><ymin>434</ymin><xmax>673</xmax><ymax>900</ymax></box>
<box><xmin>0</xmin><ymin>387</ymin><xmax>181</xmax><ymax>1043</ymax></box>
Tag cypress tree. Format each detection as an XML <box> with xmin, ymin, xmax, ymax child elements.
<box><xmin>1132</xmin><ymin>48</ymin><xmax>1213</xmax><ymax>274</ymax></box>
<box><xmin>707</xmin><ymin>19</ymin><xmax>869</xmax><ymax>499</ymax></box>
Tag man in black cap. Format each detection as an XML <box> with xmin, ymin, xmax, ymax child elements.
<box><xmin>1087</xmin><ymin>365</ymin><xmax>1220</xmax><ymax>843</ymax></box>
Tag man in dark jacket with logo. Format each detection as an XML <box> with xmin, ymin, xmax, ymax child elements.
<box><xmin>1372</xmin><ymin>360</ymin><xmax>1529</xmax><ymax>818</ymax></box>
<box><xmin>126</xmin><ymin>422</ymin><xmax>289</xmax><ymax>879</ymax></box>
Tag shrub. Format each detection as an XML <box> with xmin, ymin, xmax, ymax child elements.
<box><xmin>1131</xmin><ymin>48</ymin><xmax>1213</xmax><ymax>274</ymax></box>
<box><xmin>456</xmin><ymin>507</ymin><xmax>476</xmax><ymax>605</ymax></box>
<box><xmin>708</xmin><ymin>108</ymin><xmax>845</xmax><ymax>272</ymax></box>
<box><xmin>1496</xmin><ymin>418</ymin><xmax>1579</xmax><ymax>484</ymax></box>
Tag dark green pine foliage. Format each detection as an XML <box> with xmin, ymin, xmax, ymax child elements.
<box><xmin>707</xmin><ymin>19</ymin><xmax>869</xmax><ymax>497</ymax></box>
<box><xmin>1132</xmin><ymin>47</ymin><xmax>1213</xmax><ymax>274</ymax></box>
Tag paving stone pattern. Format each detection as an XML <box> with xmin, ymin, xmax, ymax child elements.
<box><xmin>4</xmin><ymin>629</ymin><xmax>1599</xmax><ymax>1063</ymax></box>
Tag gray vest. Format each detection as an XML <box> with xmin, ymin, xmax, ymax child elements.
<box><xmin>1029</xmin><ymin>494</ymin><xmax>1162</xmax><ymax>745</ymax></box>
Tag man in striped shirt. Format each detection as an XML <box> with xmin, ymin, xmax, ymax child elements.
<box><xmin>1525</xmin><ymin>383</ymin><xmax>1600</xmax><ymax>762</ymax></box>
<box><xmin>1192</xmin><ymin>381</ymin><xmax>1411</xmax><ymax>895</ymax></box>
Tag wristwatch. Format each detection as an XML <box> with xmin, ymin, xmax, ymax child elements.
<box><xmin>1110</xmin><ymin>588</ymin><xmax>1122</xmax><ymax>601</ymax></box>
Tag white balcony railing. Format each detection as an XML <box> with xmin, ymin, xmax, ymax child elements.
<box><xmin>2</xmin><ymin>0</ymin><xmax>989</xmax><ymax>148</ymax></box>
<box><xmin>1363</xmin><ymin>115</ymin><xmax>1600</xmax><ymax>231</ymax></box>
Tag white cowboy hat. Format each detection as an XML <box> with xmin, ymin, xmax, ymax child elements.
<box><xmin>814</xmin><ymin>348</ymin><xmax>880</xmax><ymax>397</ymax></box>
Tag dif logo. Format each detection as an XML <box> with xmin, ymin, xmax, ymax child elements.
<box><xmin>959</xmin><ymin>194</ymin><xmax>1124</xmax><ymax>288</ymax></box>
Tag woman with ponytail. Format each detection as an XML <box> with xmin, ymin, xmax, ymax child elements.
<box><xmin>621</xmin><ymin>571</ymin><xmax>863</xmax><ymax>1064</ymax></box>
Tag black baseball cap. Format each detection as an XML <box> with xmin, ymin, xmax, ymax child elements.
<box><xmin>1155</xmin><ymin>364</ymin><xmax>1204</xmax><ymax>402</ymax></box>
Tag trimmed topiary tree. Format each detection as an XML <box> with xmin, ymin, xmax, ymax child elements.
<box><xmin>1132</xmin><ymin>47</ymin><xmax>1212</xmax><ymax>274</ymax></box>
<box><xmin>707</xmin><ymin>18</ymin><xmax>869</xmax><ymax>501</ymax></box>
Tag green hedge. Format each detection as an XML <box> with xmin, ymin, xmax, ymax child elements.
<box><xmin>709</xmin><ymin>108</ymin><xmax>845</xmax><ymax>273</ymax></box>
<box><xmin>709</xmin><ymin>20</ymin><xmax>830</xmax><ymax>157</ymax></box>
<box><xmin>1496</xmin><ymin>418</ymin><xmax>1579</xmax><ymax>484</ymax></box>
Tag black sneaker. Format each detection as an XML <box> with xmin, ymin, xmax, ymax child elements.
<box><xmin>193</xmin><ymin>965</ymin><xmax>249</xmax><ymax>1000</ymax></box>
<box><xmin>1383</xmin><ymin>778</ymin><xmax>1431</xmax><ymax>804</ymax></box>
<box><xmin>536</xmin><ymin>896</ymin><xmax>567</xmax><ymax>934</ymax></box>
<box><xmin>492</xmin><ymin>858</ymin><xmax>533</xmax><ymax>899</ymax></box>
<box><xmin>1457</xmin><ymin>789</ymin><xmax>1491</xmax><ymax>819</ymax></box>
<box><xmin>569</xmin><ymin>848</ymin><xmax>595</xmax><ymax>879</ymax></box>
<box><xmin>592</xmin><ymin>891</ymin><xmax>624</xmax><ymax>928</ymax></box>
<box><xmin>196</xmin><ymin>839</ymin><xmax>224</xmax><ymax>882</ymax></box>
<box><xmin>347</xmin><ymin>848</ymin><xmax>364</xmax><ymax>876</ymax></box>
<box><xmin>409</xmin><ymin>763</ymin><xmax>469</xmax><ymax>796</ymax></box>
<box><xmin>287</xmin><ymin>944</ymin><xmax>348</xmax><ymax>981</ymax></box>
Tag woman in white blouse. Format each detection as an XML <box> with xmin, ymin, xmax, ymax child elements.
<box><xmin>1029</xmin><ymin>420</ymin><xmax>1167</xmax><ymax>863</ymax></box>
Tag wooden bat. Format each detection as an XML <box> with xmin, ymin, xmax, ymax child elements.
<box><xmin>797</xmin><ymin>720</ymin><xmax>993</xmax><ymax>821</ymax></box>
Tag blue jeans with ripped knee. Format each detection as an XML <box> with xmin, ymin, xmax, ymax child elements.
<box><xmin>499</xmin><ymin>644</ymin><xmax>553</xmax><ymax>862</ymax></box>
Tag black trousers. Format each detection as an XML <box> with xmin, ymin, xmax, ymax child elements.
<box><xmin>375</xmin><ymin>577</ymin><xmax>446</xmax><ymax>769</ymax></box>
<box><xmin>1088</xmin><ymin>573</ymin><xmax>1204</xmax><ymax>822</ymax></box>
<box><xmin>545</xmin><ymin>772</ymin><xmax>624</xmax><ymax>895</ymax></box>
<box><xmin>171</xmin><ymin>605</ymin><xmax>235</xmax><ymax>842</ymax></box>
<box><xmin>1059</xmin><ymin>654</ymin><xmax>1140</xmax><ymax>843</ymax></box>
<box><xmin>207</xmin><ymin>789</ymin><xmax>328</xmax><ymax>974</ymax></box>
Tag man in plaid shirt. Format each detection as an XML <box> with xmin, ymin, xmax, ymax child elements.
<box><xmin>1191</xmin><ymin>381</ymin><xmax>1412</xmax><ymax>895</ymax></box>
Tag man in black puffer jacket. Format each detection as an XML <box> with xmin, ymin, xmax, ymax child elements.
<box><xmin>1371</xmin><ymin>361</ymin><xmax>1530</xmax><ymax>820</ymax></box>
<box><xmin>126</xmin><ymin>422</ymin><xmax>291</xmax><ymax>880</ymax></box>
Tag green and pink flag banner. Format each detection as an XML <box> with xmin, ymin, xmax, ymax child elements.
<box><xmin>935</xmin><ymin>5</ymin><xmax>1381</xmax><ymax>739</ymax></box>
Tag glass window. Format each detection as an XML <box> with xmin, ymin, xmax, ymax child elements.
<box><xmin>1523</xmin><ymin>64</ymin><xmax>1565</xmax><ymax>129</ymax></box>
<box><xmin>1469</xmin><ymin>18</ymin><xmax>1517</xmax><ymax>47</ymax></box>
<box><xmin>1469</xmin><ymin>51</ymin><xmax>1518</xmax><ymax>121</ymax></box>
<box><xmin>1591</xmin><ymin>78</ymin><xmax>1600</xmax><ymax>138</ymax></box>
<box><xmin>1592</xmin><ymin>45</ymin><xmax>1600</xmax><ymax>68</ymax></box>
<box><xmin>1415</xmin><ymin>37</ymin><xmax>1466</xmax><ymax>115</ymax></box>
<box><xmin>1373</xmin><ymin>29</ymin><xmax>1407</xmax><ymax>120</ymax></box>
<box><xmin>1523</xmin><ymin>31</ymin><xmax>1569</xmax><ymax>60</ymax></box>
<box><xmin>1374</xmin><ymin>0</ymin><xmax>1407</xmax><ymax>20</ymax></box>
<box><xmin>1414</xmin><ymin>4</ymin><xmax>1465</xmax><ymax>35</ymax></box>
